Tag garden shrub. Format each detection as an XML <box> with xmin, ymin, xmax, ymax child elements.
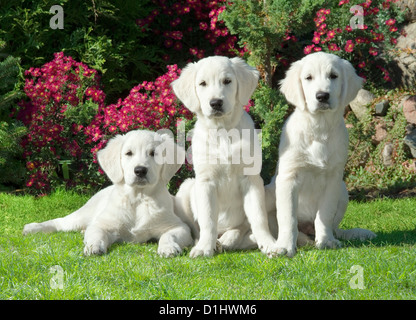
<box><xmin>0</xmin><ymin>55</ymin><xmax>27</xmax><ymax>188</ymax></box>
<box><xmin>16</xmin><ymin>52</ymin><xmax>106</xmax><ymax>193</ymax></box>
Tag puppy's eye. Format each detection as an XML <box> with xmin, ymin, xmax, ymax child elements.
<box><xmin>329</xmin><ymin>73</ymin><xmax>338</xmax><ymax>79</ymax></box>
<box><xmin>223</xmin><ymin>78</ymin><xmax>232</xmax><ymax>85</ymax></box>
<box><xmin>125</xmin><ymin>151</ymin><xmax>133</xmax><ymax>156</ymax></box>
<box><xmin>149</xmin><ymin>150</ymin><xmax>155</xmax><ymax>157</ymax></box>
<box><xmin>305</xmin><ymin>75</ymin><xmax>312</xmax><ymax>81</ymax></box>
<box><xmin>199</xmin><ymin>81</ymin><xmax>207</xmax><ymax>87</ymax></box>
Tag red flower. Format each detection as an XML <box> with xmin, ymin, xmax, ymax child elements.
<box><xmin>344</xmin><ymin>40</ymin><xmax>354</xmax><ymax>53</ymax></box>
<box><xmin>304</xmin><ymin>44</ymin><xmax>315</xmax><ymax>55</ymax></box>
<box><xmin>369</xmin><ymin>47</ymin><xmax>378</xmax><ymax>56</ymax></box>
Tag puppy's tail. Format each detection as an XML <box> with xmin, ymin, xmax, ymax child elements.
<box><xmin>173</xmin><ymin>178</ymin><xmax>199</xmax><ymax>239</ymax></box>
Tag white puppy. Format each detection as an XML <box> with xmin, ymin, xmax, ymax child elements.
<box><xmin>172</xmin><ymin>56</ymin><xmax>277</xmax><ymax>258</ymax></box>
<box><xmin>23</xmin><ymin>130</ymin><xmax>192</xmax><ymax>257</ymax></box>
<box><xmin>265</xmin><ymin>52</ymin><xmax>376</xmax><ymax>257</ymax></box>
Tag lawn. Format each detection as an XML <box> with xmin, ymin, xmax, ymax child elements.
<box><xmin>0</xmin><ymin>190</ymin><xmax>415</xmax><ymax>300</ymax></box>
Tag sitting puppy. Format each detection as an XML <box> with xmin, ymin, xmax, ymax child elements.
<box><xmin>172</xmin><ymin>56</ymin><xmax>277</xmax><ymax>258</ymax></box>
<box><xmin>23</xmin><ymin>130</ymin><xmax>193</xmax><ymax>257</ymax></box>
<box><xmin>265</xmin><ymin>52</ymin><xmax>376</xmax><ymax>258</ymax></box>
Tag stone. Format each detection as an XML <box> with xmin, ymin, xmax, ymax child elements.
<box><xmin>382</xmin><ymin>143</ymin><xmax>394</xmax><ymax>167</ymax></box>
<box><xmin>374</xmin><ymin>100</ymin><xmax>390</xmax><ymax>116</ymax></box>
<box><xmin>404</xmin><ymin>129</ymin><xmax>416</xmax><ymax>158</ymax></box>
<box><xmin>388</xmin><ymin>22</ymin><xmax>416</xmax><ymax>87</ymax></box>
<box><xmin>372</xmin><ymin>122</ymin><xmax>388</xmax><ymax>144</ymax></box>
<box><xmin>402</xmin><ymin>95</ymin><xmax>416</xmax><ymax>125</ymax></box>
<box><xmin>349</xmin><ymin>89</ymin><xmax>375</xmax><ymax>121</ymax></box>
<box><xmin>395</xmin><ymin>0</ymin><xmax>416</xmax><ymax>22</ymax></box>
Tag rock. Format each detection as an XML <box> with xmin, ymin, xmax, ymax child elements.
<box><xmin>388</xmin><ymin>22</ymin><xmax>416</xmax><ymax>87</ymax></box>
<box><xmin>404</xmin><ymin>130</ymin><xmax>416</xmax><ymax>158</ymax></box>
<box><xmin>382</xmin><ymin>143</ymin><xmax>394</xmax><ymax>166</ymax></box>
<box><xmin>402</xmin><ymin>95</ymin><xmax>416</xmax><ymax>125</ymax></box>
<box><xmin>372</xmin><ymin>122</ymin><xmax>388</xmax><ymax>144</ymax></box>
<box><xmin>374</xmin><ymin>100</ymin><xmax>389</xmax><ymax>116</ymax></box>
<box><xmin>349</xmin><ymin>89</ymin><xmax>375</xmax><ymax>121</ymax></box>
<box><xmin>395</xmin><ymin>0</ymin><xmax>416</xmax><ymax>22</ymax></box>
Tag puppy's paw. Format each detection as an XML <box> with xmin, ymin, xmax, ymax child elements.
<box><xmin>316</xmin><ymin>238</ymin><xmax>342</xmax><ymax>250</ymax></box>
<box><xmin>23</xmin><ymin>223</ymin><xmax>43</xmax><ymax>235</ymax></box>
<box><xmin>273</xmin><ymin>246</ymin><xmax>297</xmax><ymax>258</ymax></box>
<box><xmin>83</xmin><ymin>240</ymin><xmax>107</xmax><ymax>256</ymax></box>
<box><xmin>189</xmin><ymin>243</ymin><xmax>215</xmax><ymax>258</ymax></box>
<box><xmin>273</xmin><ymin>238</ymin><xmax>297</xmax><ymax>258</ymax></box>
<box><xmin>158</xmin><ymin>242</ymin><xmax>182</xmax><ymax>258</ymax></box>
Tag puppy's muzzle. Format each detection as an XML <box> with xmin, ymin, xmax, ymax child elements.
<box><xmin>134</xmin><ymin>166</ymin><xmax>148</xmax><ymax>178</ymax></box>
<box><xmin>316</xmin><ymin>91</ymin><xmax>330</xmax><ymax>103</ymax></box>
<box><xmin>210</xmin><ymin>99</ymin><xmax>223</xmax><ymax>114</ymax></box>
<box><xmin>316</xmin><ymin>91</ymin><xmax>331</xmax><ymax>110</ymax></box>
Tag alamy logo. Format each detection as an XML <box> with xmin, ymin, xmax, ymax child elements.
<box><xmin>349</xmin><ymin>5</ymin><xmax>364</xmax><ymax>30</ymax></box>
<box><xmin>153</xmin><ymin>121</ymin><xmax>263</xmax><ymax>176</ymax></box>
<box><xmin>50</xmin><ymin>5</ymin><xmax>64</xmax><ymax>30</ymax></box>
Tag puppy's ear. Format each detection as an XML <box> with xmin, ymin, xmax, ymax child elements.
<box><xmin>154</xmin><ymin>132</ymin><xmax>186</xmax><ymax>183</ymax></box>
<box><xmin>230</xmin><ymin>57</ymin><xmax>259</xmax><ymax>106</ymax></box>
<box><xmin>279</xmin><ymin>59</ymin><xmax>306</xmax><ymax>111</ymax></box>
<box><xmin>340</xmin><ymin>59</ymin><xmax>364</xmax><ymax>107</ymax></box>
<box><xmin>97</xmin><ymin>134</ymin><xmax>125</xmax><ymax>184</ymax></box>
<box><xmin>171</xmin><ymin>62</ymin><xmax>200</xmax><ymax>113</ymax></box>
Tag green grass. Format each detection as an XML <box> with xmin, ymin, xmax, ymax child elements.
<box><xmin>0</xmin><ymin>190</ymin><xmax>415</xmax><ymax>300</ymax></box>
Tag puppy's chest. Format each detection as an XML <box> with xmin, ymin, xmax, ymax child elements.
<box><xmin>304</xmin><ymin>136</ymin><xmax>346</xmax><ymax>170</ymax></box>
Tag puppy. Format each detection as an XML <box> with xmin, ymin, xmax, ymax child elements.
<box><xmin>23</xmin><ymin>130</ymin><xmax>193</xmax><ymax>257</ymax></box>
<box><xmin>266</xmin><ymin>52</ymin><xmax>376</xmax><ymax>257</ymax></box>
<box><xmin>172</xmin><ymin>56</ymin><xmax>277</xmax><ymax>258</ymax></box>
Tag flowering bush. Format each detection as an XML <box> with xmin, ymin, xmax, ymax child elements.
<box><xmin>136</xmin><ymin>0</ymin><xmax>244</xmax><ymax>62</ymax></box>
<box><xmin>17</xmin><ymin>52</ymin><xmax>194</xmax><ymax>193</ymax></box>
<box><xmin>304</xmin><ymin>0</ymin><xmax>404</xmax><ymax>85</ymax></box>
<box><xmin>16</xmin><ymin>52</ymin><xmax>106</xmax><ymax>193</ymax></box>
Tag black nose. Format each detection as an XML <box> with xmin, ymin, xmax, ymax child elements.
<box><xmin>316</xmin><ymin>92</ymin><xmax>330</xmax><ymax>102</ymax></box>
<box><xmin>134</xmin><ymin>166</ymin><xmax>148</xmax><ymax>178</ymax></box>
<box><xmin>210</xmin><ymin>99</ymin><xmax>223</xmax><ymax>111</ymax></box>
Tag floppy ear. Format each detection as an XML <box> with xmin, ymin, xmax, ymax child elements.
<box><xmin>279</xmin><ymin>59</ymin><xmax>306</xmax><ymax>111</ymax></box>
<box><xmin>339</xmin><ymin>59</ymin><xmax>364</xmax><ymax>107</ymax></box>
<box><xmin>97</xmin><ymin>134</ymin><xmax>126</xmax><ymax>184</ymax></box>
<box><xmin>154</xmin><ymin>132</ymin><xmax>186</xmax><ymax>183</ymax></box>
<box><xmin>230</xmin><ymin>57</ymin><xmax>260</xmax><ymax>106</ymax></box>
<box><xmin>171</xmin><ymin>62</ymin><xmax>200</xmax><ymax>113</ymax></box>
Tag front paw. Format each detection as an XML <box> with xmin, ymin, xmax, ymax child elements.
<box><xmin>189</xmin><ymin>241</ymin><xmax>218</xmax><ymax>258</ymax></box>
<box><xmin>158</xmin><ymin>242</ymin><xmax>182</xmax><ymax>258</ymax></box>
<box><xmin>83</xmin><ymin>240</ymin><xmax>107</xmax><ymax>256</ymax></box>
<box><xmin>316</xmin><ymin>238</ymin><xmax>342</xmax><ymax>250</ymax></box>
<box><xmin>23</xmin><ymin>223</ymin><xmax>42</xmax><ymax>235</ymax></box>
<box><xmin>273</xmin><ymin>238</ymin><xmax>297</xmax><ymax>258</ymax></box>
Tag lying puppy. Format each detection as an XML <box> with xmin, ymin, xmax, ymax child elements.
<box><xmin>265</xmin><ymin>52</ymin><xmax>376</xmax><ymax>257</ymax></box>
<box><xmin>23</xmin><ymin>130</ymin><xmax>192</xmax><ymax>257</ymax></box>
<box><xmin>172</xmin><ymin>56</ymin><xmax>277</xmax><ymax>257</ymax></box>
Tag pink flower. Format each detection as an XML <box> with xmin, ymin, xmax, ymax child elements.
<box><xmin>358</xmin><ymin>61</ymin><xmax>366</xmax><ymax>68</ymax></box>
<box><xmin>327</xmin><ymin>43</ymin><xmax>340</xmax><ymax>51</ymax></box>
<box><xmin>304</xmin><ymin>44</ymin><xmax>315</xmax><ymax>55</ymax></box>
<box><xmin>385</xmin><ymin>19</ymin><xmax>396</xmax><ymax>26</ymax></box>
<box><xmin>344</xmin><ymin>40</ymin><xmax>354</xmax><ymax>52</ymax></box>
<box><xmin>369</xmin><ymin>47</ymin><xmax>378</xmax><ymax>56</ymax></box>
<box><xmin>327</xmin><ymin>30</ymin><xmax>336</xmax><ymax>39</ymax></box>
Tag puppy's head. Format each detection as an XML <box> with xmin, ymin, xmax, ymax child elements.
<box><xmin>171</xmin><ymin>56</ymin><xmax>259</xmax><ymax>120</ymax></box>
<box><xmin>97</xmin><ymin>130</ymin><xmax>185</xmax><ymax>188</ymax></box>
<box><xmin>280</xmin><ymin>52</ymin><xmax>363</xmax><ymax>114</ymax></box>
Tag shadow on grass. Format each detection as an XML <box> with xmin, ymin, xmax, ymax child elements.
<box><xmin>341</xmin><ymin>229</ymin><xmax>416</xmax><ymax>248</ymax></box>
